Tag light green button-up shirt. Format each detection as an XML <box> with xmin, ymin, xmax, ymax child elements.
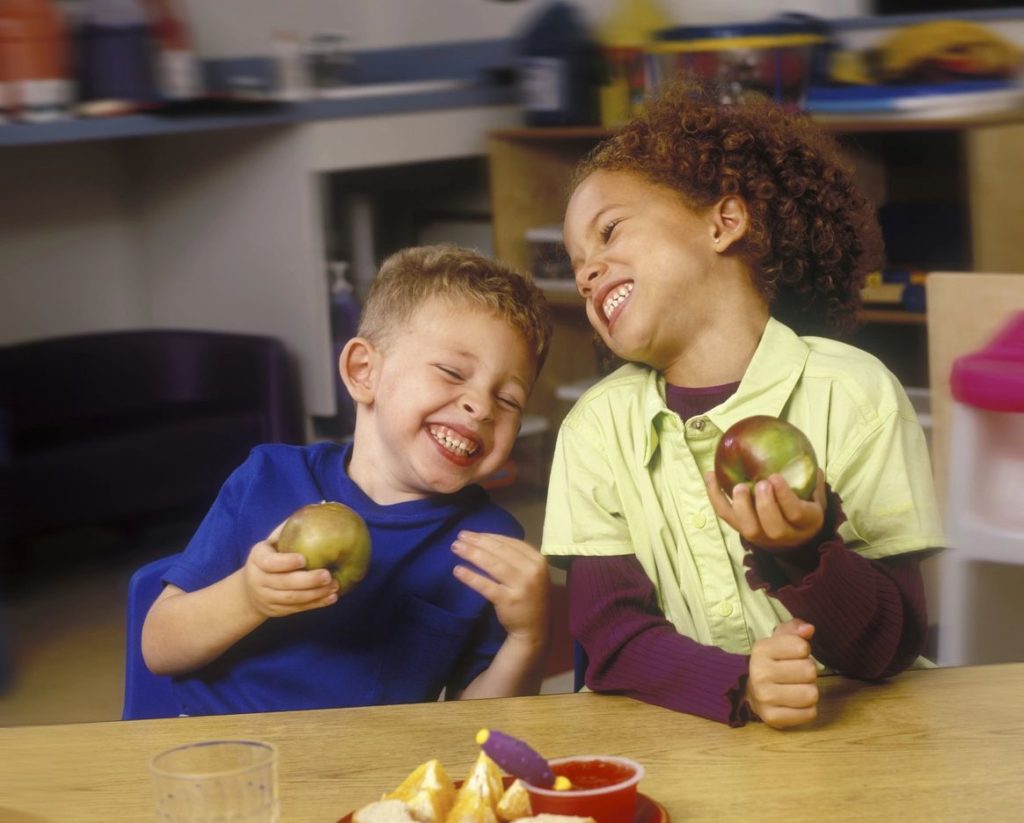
<box><xmin>542</xmin><ymin>318</ymin><xmax>944</xmax><ymax>655</ymax></box>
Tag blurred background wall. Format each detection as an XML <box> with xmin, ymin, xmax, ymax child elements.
<box><xmin>177</xmin><ymin>1</ymin><xmax>872</xmax><ymax>55</ymax></box>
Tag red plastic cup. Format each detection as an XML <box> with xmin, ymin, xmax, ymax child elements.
<box><xmin>523</xmin><ymin>755</ymin><xmax>644</xmax><ymax>823</ymax></box>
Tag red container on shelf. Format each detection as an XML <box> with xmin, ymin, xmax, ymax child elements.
<box><xmin>143</xmin><ymin>0</ymin><xmax>201</xmax><ymax>100</ymax></box>
<box><xmin>0</xmin><ymin>0</ymin><xmax>71</xmax><ymax>122</ymax></box>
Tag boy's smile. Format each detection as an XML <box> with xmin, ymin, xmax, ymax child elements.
<box><xmin>428</xmin><ymin>423</ymin><xmax>480</xmax><ymax>463</ymax></box>
<box><xmin>346</xmin><ymin>296</ymin><xmax>534</xmax><ymax>504</ymax></box>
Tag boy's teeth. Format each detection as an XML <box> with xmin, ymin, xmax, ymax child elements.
<box><xmin>603</xmin><ymin>283</ymin><xmax>633</xmax><ymax>319</ymax></box>
<box><xmin>429</xmin><ymin>426</ymin><xmax>478</xmax><ymax>457</ymax></box>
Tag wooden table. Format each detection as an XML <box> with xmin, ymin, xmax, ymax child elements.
<box><xmin>2</xmin><ymin>663</ymin><xmax>1022</xmax><ymax>822</ymax></box>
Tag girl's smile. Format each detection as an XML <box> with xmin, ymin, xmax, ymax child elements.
<box><xmin>597</xmin><ymin>280</ymin><xmax>634</xmax><ymax>332</ymax></box>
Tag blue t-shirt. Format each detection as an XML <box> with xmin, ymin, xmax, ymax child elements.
<box><xmin>163</xmin><ymin>441</ymin><xmax>521</xmax><ymax>716</ymax></box>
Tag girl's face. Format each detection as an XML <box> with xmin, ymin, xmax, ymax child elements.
<box><xmin>563</xmin><ymin>169</ymin><xmax>722</xmax><ymax>374</ymax></box>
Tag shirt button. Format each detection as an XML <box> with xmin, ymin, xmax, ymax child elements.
<box><xmin>690</xmin><ymin>418</ymin><xmax>706</xmax><ymax>431</ymax></box>
<box><xmin>718</xmin><ymin>601</ymin><xmax>734</xmax><ymax>617</ymax></box>
<box><xmin>691</xmin><ymin>512</ymin><xmax>706</xmax><ymax>529</ymax></box>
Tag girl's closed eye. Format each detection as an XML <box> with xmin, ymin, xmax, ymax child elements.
<box><xmin>600</xmin><ymin>217</ymin><xmax>622</xmax><ymax>242</ymax></box>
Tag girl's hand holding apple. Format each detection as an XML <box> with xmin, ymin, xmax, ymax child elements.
<box><xmin>705</xmin><ymin>468</ymin><xmax>827</xmax><ymax>552</ymax></box>
<box><xmin>707</xmin><ymin>415</ymin><xmax>827</xmax><ymax>551</ymax></box>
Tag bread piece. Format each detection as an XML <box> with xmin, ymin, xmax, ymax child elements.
<box><xmin>495</xmin><ymin>779</ymin><xmax>531</xmax><ymax>821</ymax></box>
<box><xmin>384</xmin><ymin>759</ymin><xmax>456</xmax><ymax>823</ymax></box>
<box><xmin>516</xmin><ymin>816</ymin><xmax>597</xmax><ymax>823</ymax></box>
<box><xmin>353</xmin><ymin>799</ymin><xmax>419</xmax><ymax>823</ymax></box>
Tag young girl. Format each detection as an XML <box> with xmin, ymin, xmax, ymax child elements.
<box><xmin>542</xmin><ymin>83</ymin><xmax>943</xmax><ymax>729</ymax></box>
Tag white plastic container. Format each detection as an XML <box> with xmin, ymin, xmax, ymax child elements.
<box><xmin>938</xmin><ymin>312</ymin><xmax>1024</xmax><ymax>666</ymax></box>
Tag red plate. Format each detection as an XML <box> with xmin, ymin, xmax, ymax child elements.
<box><xmin>635</xmin><ymin>792</ymin><xmax>670</xmax><ymax>823</ymax></box>
<box><xmin>338</xmin><ymin>789</ymin><xmax>669</xmax><ymax>823</ymax></box>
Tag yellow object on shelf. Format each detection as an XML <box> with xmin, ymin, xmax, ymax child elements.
<box><xmin>596</xmin><ymin>0</ymin><xmax>672</xmax><ymax>127</ymax></box>
<box><xmin>861</xmin><ymin>283</ymin><xmax>905</xmax><ymax>305</ymax></box>
<box><xmin>880</xmin><ymin>19</ymin><xmax>1021</xmax><ymax>81</ymax></box>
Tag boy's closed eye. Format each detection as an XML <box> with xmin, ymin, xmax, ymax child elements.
<box><xmin>436</xmin><ymin>364</ymin><xmax>524</xmax><ymax>412</ymax></box>
<box><xmin>496</xmin><ymin>394</ymin><xmax>522</xmax><ymax>412</ymax></box>
<box><xmin>436</xmin><ymin>364</ymin><xmax>463</xmax><ymax>381</ymax></box>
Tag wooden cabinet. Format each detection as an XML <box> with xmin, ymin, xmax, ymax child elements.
<box><xmin>487</xmin><ymin>113</ymin><xmax>1024</xmax><ymax>429</ymax></box>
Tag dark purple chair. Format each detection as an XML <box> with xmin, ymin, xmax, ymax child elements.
<box><xmin>0</xmin><ymin>329</ymin><xmax>304</xmax><ymax>553</ymax></box>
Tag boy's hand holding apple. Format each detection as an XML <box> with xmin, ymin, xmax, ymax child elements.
<box><xmin>243</xmin><ymin>501</ymin><xmax>372</xmax><ymax>618</ymax></box>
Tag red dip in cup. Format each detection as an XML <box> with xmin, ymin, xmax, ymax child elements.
<box><xmin>524</xmin><ymin>755</ymin><xmax>643</xmax><ymax>823</ymax></box>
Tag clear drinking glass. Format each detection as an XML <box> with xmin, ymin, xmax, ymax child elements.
<box><xmin>150</xmin><ymin>739</ymin><xmax>279</xmax><ymax>822</ymax></box>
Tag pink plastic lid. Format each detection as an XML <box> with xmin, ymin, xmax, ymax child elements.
<box><xmin>950</xmin><ymin>311</ymin><xmax>1024</xmax><ymax>413</ymax></box>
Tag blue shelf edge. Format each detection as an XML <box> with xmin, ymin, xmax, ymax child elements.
<box><xmin>0</xmin><ymin>38</ymin><xmax>519</xmax><ymax>148</ymax></box>
<box><xmin>0</xmin><ymin>85</ymin><xmax>517</xmax><ymax>148</ymax></box>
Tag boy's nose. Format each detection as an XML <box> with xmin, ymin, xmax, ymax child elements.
<box><xmin>461</xmin><ymin>393</ymin><xmax>493</xmax><ymax>421</ymax></box>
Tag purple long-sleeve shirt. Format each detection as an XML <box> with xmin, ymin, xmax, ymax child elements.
<box><xmin>567</xmin><ymin>382</ymin><xmax>931</xmax><ymax>726</ymax></box>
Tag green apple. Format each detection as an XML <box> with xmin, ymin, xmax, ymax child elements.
<box><xmin>713</xmin><ymin>415</ymin><xmax>819</xmax><ymax>501</ymax></box>
<box><xmin>277</xmin><ymin>501</ymin><xmax>372</xmax><ymax>595</ymax></box>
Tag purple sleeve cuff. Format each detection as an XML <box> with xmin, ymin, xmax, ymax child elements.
<box><xmin>743</xmin><ymin>485</ymin><xmax>847</xmax><ymax>591</ymax></box>
<box><xmin>741</xmin><ymin>489</ymin><xmax>930</xmax><ymax>679</ymax></box>
<box><xmin>568</xmin><ymin>555</ymin><xmax>756</xmax><ymax>726</ymax></box>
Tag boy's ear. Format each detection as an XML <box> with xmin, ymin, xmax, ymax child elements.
<box><xmin>710</xmin><ymin>195</ymin><xmax>749</xmax><ymax>253</ymax></box>
<box><xmin>338</xmin><ymin>336</ymin><xmax>378</xmax><ymax>405</ymax></box>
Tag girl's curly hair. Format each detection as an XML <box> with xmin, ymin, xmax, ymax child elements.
<box><xmin>573</xmin><ymin>82</ymin><xmax>883</xmax><ymax>335</ymax></box>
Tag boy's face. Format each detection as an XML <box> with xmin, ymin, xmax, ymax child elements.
<box><xmin>563</xmin><ymin>169</ymin><xmax>721</xmax><ymax>373</ymax></box>
<box><xmin>351</xmin><ymin>297</ymin><xmax>534</xmax><ymax>503</ymax></box>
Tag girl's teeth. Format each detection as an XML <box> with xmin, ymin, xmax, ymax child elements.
<box><xmin>430</xmin><ymin>427</ymin><xmax>477</xmax><ymax>457</ymax></box>
<box><xmin>603</xmin><ymin>284</ymin><xmax>633</xmax><ymax>319</ymax></box>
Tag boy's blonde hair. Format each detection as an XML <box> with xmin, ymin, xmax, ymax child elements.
<box><xmin>359</xmin><ymin>244</ymin><xmax>553</xmax><ymax>374</ymax></box>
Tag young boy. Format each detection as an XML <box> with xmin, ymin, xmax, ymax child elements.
<box><xmin>142</xmin><ymin>245</ymin><xmax>554</xmax><ymax>716</ymax></box>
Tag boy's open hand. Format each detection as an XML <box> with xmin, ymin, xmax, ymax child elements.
<box><xmin>451</xmin><ymin>531</ymin><xmax>550</xmax><ymax>647</ymax></box>
<box><xmin>242</xmin><ymin>521</ymin><xmax>340</xmax><ymax>618</ymax></box>
<box><xmin>705</xmin><ymin>468</ymin><xmax>826</xmax><ymax>551</ymax></box>
<box><xmin>746</xmin><ymin>619</ymin><xmax>819</xmax><ymax>729</ymax></box>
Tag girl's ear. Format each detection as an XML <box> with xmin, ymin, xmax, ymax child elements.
<box><xmin>338</xmin><ymin>337</ymin><xmax>378</xmax><ymax>405</ymax></box>
<box><xmin>710</xmin><ymin>196</ymin><xmax>749</xmax><ymax>252</ymax></box>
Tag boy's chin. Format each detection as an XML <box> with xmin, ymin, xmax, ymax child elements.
<box><xmin>417</xmin><ymin>467</ymin><xmax>486</xmax><ymax>496</ymax></box>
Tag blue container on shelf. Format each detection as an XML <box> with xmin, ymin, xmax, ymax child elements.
<box><xmin>648</xmin><ymin>17</ymin><xmax>831</xmax><ymax>108</ymax></box>
<box><xmin>515</xmin><ymin>0</ymin><xmax>599</xmax><ymax>126</ymax></box>
<box><xmin>77</xmin><ymin>0</ymin><xmax>156</xmax><ymax>111</ymax></box>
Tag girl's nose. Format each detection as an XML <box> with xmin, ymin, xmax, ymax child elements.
<box><xmin>575</xmin><ymin>259</ymin><xmax>604</xmax><ymax>296</ymax></box>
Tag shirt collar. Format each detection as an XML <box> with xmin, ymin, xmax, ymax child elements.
<box><xmin>639</xmin><ymin>318</ymin><xmax>810</xmax><ymax>467</ymax></box>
